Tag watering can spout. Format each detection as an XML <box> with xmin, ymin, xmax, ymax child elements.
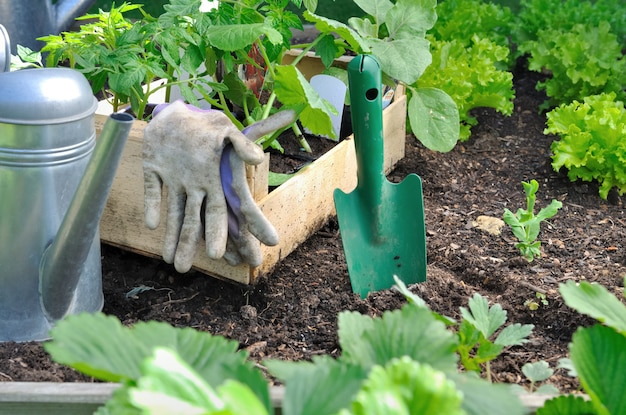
<box><xmin>39</xmin><ymin>112</ymin><xmax>133</xmax><ymax>322</ymax></box>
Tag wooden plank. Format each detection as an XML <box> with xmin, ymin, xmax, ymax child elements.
<box><xmin>0</xmin><ymin>382</ymin><xmax>579</xmax><ymax>414</ymax></box>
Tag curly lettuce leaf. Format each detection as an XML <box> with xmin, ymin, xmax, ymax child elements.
<box><xmin>520</xmin><ymin>22</ymin><xmax>626</xmax><ymax>109</ymax></box>
<box><xmin>546</xmin><ymin>92</ymin><xmax>626</xmax><ymax>199</ymax></box>
<box><xmin>418</xmin><ymin>35</ymin><xmax>514</xmax><ymax>141</ymax></box>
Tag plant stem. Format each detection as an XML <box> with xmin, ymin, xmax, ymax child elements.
<box><xmin>292</xmin><ymin>123</ymin><xmax>312</xmax><ymax>153</ymax></box>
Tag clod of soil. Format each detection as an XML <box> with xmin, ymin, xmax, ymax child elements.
<box><xmin>1</xmin><ymin>62</ymin><xmax>625</xmax><ymax>396</ymax></box>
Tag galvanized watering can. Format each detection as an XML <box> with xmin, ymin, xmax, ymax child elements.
<box><xmin>0</xmin><ymin>0</ymin><xmax>96</xmax><ymax>53</ymax></box>
<box><xmin>0</xmin><ymin>28</ymin><xmax>133</xmax><ymax>341</ymax></box>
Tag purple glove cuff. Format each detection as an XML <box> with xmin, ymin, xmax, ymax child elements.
<box><xmin>220</xmin><ymin>145</ymin><xmax>241</xmax><ymax>238</ymax></box>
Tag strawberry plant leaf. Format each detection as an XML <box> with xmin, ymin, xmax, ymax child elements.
<box><xmin>495</xmin><ymin>323</ymin><xmax>534</xmax><ymax>346</ymax></box>
<box><xmin>345</xmin><ymin>357</ymin><xmax>465</xmax><ymax>415</ymax></box>
<box><xmin>265</xmin><ymin>356</ymin><xmax>367</xmax><ymax>415</ymax></box>
<box><xmin>461</xmin><ymin>293</ymin><xmax>507</xmax><ymax>339</ymax></box>
<box><xmin>522</xmin><ymin>361</ymin><xmax>553</xmax><ymax>383</ymax></box>
<box><xmin>570</xmin><ymin>324</ymin><xmax>626</xmax><ymax>415</ymax></box>
<box><xmin>338</xmin><ymin>305</ymin><xmax>459</xmax><ymax>373</ymax></box>
<box><xmin>560</xmin><ymin>279</ymin><xmax>626</xmax><ymax>335</ymax></box>
<box><xmin>536</xmin><ymin>394</ymin><xmax>597</xmax><ymax>415</ymax></box>
<box><xmin>447</xmin><ymin>372</ymin><xmax>526</xmax><ymax>415</ymax></box>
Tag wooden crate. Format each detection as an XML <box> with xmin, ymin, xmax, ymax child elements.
<box><xmin>98</xmin><ymin>53</ymin><xmax>407</xmax><ymax>285</ymax></box>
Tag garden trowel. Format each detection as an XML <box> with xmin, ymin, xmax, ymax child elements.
<box><xmin>334</xmin><ymin>54</ymin><xmax>427</xmax><ymax>298</ymax></box>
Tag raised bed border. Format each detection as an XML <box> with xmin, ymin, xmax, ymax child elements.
<box><xmin>98</xmin><ymin>51</ymin><xmax>407</xmax><ymax>285</ymax></box>
<box><xmin>0</xmin><ymin>382</ymin><xmax>565</xmax><ymax>414</ymax></box>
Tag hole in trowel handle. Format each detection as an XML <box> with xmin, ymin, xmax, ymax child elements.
<box><xmin>365</xmin><ymin>88</ymin><xmax>378</xmax><ymax>101</ymax></box>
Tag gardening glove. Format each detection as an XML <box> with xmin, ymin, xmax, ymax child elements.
<box><xmin>143</xmin><ymin>101</ymin><xmax>294</xmax><ymax>272</ymax></box>
<box><xmin>220</xmin><ymin>110</ymin><xmax>297</xmax><ymax>266</ymax></box>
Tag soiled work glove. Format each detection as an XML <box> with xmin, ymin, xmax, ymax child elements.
<box><xmin>143</xmin><ymin>100</ymin><xmax>295</xmax><ymax>272</ymax></box>
<box><xmin>220</xmin><ymin>111</ymin><xmax>296</xmax><ymax>266</ymax></box>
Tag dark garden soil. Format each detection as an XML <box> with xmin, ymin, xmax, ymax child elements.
<box><xmin>1</xmin><ymin>61</ymin><xmax>625</xmax><ymax>396</ymax></box>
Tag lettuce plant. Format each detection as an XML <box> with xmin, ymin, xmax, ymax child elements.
<box><xmin>546</xmin><ymin>92</ymin><xmax>626</xmax><ymax>200</ymax></box>
<box><xmin>519</xmin><ymin>22</ymin><xmax>626</xmax><ymax>109</ymax></box>
<box><xmin>430</xmin><ymin>0</ymin><xmax>515</xmax><ymax>58</ymax></box>
<box><xmin>418</xmin><ymin>35</ymin><xmax>514</xmax><ymax>141</ymax></box>
<box><xmin>537</xmin><ymin>277</ymin><xmax>626</xmax><ymax>415</ymax></box>
<box><xmin>515</xmin><ymin>0</ymin><xmax>626</xmax><ymax>46</ymax></box>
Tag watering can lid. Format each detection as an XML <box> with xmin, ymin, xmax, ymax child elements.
<box><xmin>0</xmin><ymin>67</ymin><xmax>98</xmax><ymax>125</ymax></box>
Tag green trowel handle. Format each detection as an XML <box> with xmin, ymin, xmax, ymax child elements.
<box><xmin>347</xmin><ymin>55</ymin><xmax>384</xmax><ymax>202</ymax></box>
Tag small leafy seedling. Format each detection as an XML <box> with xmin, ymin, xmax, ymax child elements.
<box><xmin>457</xmin><ymin>292</ymin><xmax>534</xmax><ymax>381</ymax></box>
<box><xmin>511</xmin><ymin>361</ymin><xmax>559</xmax><ymax>395</ymax></box>
<box><xmin>524</xmin><ymin>292</ymin><xmax>549</xmax><ymax>311</ymax></box>
<box><xmin>503</xmin><ymin>179</ymin><xmax>562</xmax><ymax>262</ymax></box>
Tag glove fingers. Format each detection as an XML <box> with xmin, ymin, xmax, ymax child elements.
<box><xmin>163</xmin><ymin>188</ymin><xmax>185</xmax><ymax>265</ymax></box>
<box><xmin>242</xmin><ymin>109</ymin><xmax>297</xmax><ymax>141</ymax></box>
<box><xmin>230</xmin><ymin>151</ymin><xmax>279</xmax><ymax>246</ymax></box>
<box><xmin>230</xmin><ymin>228</ymin><xmax>264</xmax><ymax>267</ymax></box>
<box><xmin>143</xmin><ymin>169</ymin><xmax>163</xmax><ymax>229</ymax></box>
<box><xmin>227</xmin><ymin>128</ymin><xmax>265</xmax><ymax>165</ymax></box>
<box><xmin>223</xmin><ymin>237</ymin><xmax>243</xmax><ymax>266</ymax></box>
<box><xmin>174</xmin><ymin>191</ymin><xmax>205</xmax><ymax>273</ymax></box>
<box><xmin>204</xmin><ymin>189</ymin><xmax>228</xmax><ymax>259</ymax></box>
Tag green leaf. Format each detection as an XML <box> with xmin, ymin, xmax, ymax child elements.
<box><xmin>348</xmin><ymin>357</ymin><xmax>465</xmax><ymax>415</ymax></box>
<box><xmin>367</xmin><ymin>37</ymin><xmax>431</xmax><ymax>85</ymax></box>
<box><xmin>265</xmin><ymin>356</ymin><xmax>367</xmax><ymax>415</ymax></box>
<box><xmin>268</xmin><ymin>171</ymin><xmax>295</xmax><ymax>187</ymax></box>
<box><xmin>392</xmin><ymin>275</ymin><xmax>428</xmax><ymax>309</ymax></box>
<box><xmin>304</xmin><ymin>11</ymin><xmax>370</xmax><ymax>53</ymax></box>
<box><xmin>408</xmin><ymin>87</ymin><xmax>459</xmax><ymax>152</ymax></box>
<box><xmin>44</xmin><ymin>313</ymin><xmax>272</xmax><ymax>412</ymax></box>
<box><xmin>385</xmin><ymin>0</ymin><xmax>437</xmax><ymax>40</ymax></box>
<box><xmin>130</xmin><ymin>348</ymin><xmax>223</xmax><ymax>413</ymax></box>
<box><xmin>352</xmin><ymin>0</ymin><xmax>394</xmax><ymax>25</ymax></box>
<box><xmin>205</xmin><ymin>23</ymin><xmax>282</xmax><ymax>51</ymax></box>
<box><xmin>494</xmin><ymin>323</ymin><xmax>534</xmax><ymax>346</ymax></box>
<box><xmin>460</xmin><ymin>293</ymin><xmax>507</xmax><ymax>339</ymax></box>
<box><xmin>44</xmin><ymin>313</ymin><xmax>148</xmax><ymax>382</ymax></box>
<box><xmin>338</xmin><ymin>305</ymin><xmax>459</xmax><ymax>373</ymax></box>
<box><xmin>274</xmin><ymin>64</ymin><xmax>336</xmax><ymax>138</ymax></box>
<box><xmin>536</xmin><ymin>395</ymin><xmax>597</xmax><ymax>415</ymax></box>
<box><xmin>474</xmin><ymin>340</ymin><xmax>504</xmax><ymax>364</ymax></box>
<box><xmin>315</xmin><ymin>34</ymin><xmax>340</xmax><ymax>68</ymax></box>
<box><xmin>447</xmin><ymin>372</ymin><xmax>526</xmax><ymax>415</ymax></box>
<box><xmin>557</xmin><ymin>358</ymin><xmax>578</xmax><ymax>377</ymax></box>
<box><xmin>535</xmin><ymin>384</ymin><xmax>561</xmax><ymax>395</ymax></box>
<box><xmin>559</xmin><ymin>279</ymin><xmax>626</xmax><ymax>335</ymax></box>
<box><xmin>522</xmin><ymin>361</ymin><xmax>553</xmax><ymax>383</ymax></box>
<box><xmin>570</xmin><ymin>325</ymin><xmax>626</xmax><ymax>415</ymax></box>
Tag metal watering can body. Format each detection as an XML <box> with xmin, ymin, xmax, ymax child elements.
<box><xmin>0</xmin><ymin>0</ymin><xmax>96</xmax><ymax>53</ymax></box>
<box><xmin>0</xmin><ymin>67</ymin><xmax>133</xmax><ymax>342</ymax></box>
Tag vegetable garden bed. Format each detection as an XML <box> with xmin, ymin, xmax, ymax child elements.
<box><xmin>96</xmin><ymin>51</ymin><xmax>407</xmax><ymax>285</ymax></box>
